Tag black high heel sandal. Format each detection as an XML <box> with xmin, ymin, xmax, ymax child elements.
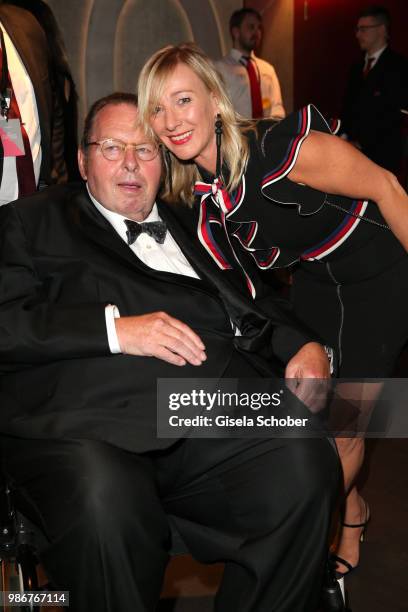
<box><xmin>331</xmin><ymin>501</ymin><xmax>370</xmax><ymax>578</ymax></box>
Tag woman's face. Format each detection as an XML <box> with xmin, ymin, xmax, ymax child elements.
<box><xmin>151</xmin><ymin>63</ymin><xmax>219</xmax><ymax>172</ymax></box>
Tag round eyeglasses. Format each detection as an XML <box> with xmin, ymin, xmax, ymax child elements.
<box><xmin>85</xmin><ymin>138</ymin><xmax>159</xmax><ymax>161</ymax></box>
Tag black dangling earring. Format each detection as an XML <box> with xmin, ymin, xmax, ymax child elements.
<box><xmin>163</xmin><ymin>147</ymin><xmax>173</xmax><ymax>194</ymax></box>
<box><xmin>214</xmin><ymin>113</ymin><xmax>223</xmax><ymax>179</ymax></box>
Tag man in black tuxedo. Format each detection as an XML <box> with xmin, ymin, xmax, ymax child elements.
<box><xmin>0</xmin><ymin>2</ymin><xmax>66</xmax><ymax>203</ymax></box>
<box><xmin>341</xmin><ymin>5</ymin><xmax>408</xmax><ymax>173</ymax></box>
<box><xmin>0</xmin><ymin>93</ymin><xmax>339</xmax><ymax>612</ymax></box>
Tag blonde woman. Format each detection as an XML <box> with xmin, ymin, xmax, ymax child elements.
<box><xmin>138</xmin><ymin>42</ymin><xmax>408</xmax><ymax>578</ymax></box>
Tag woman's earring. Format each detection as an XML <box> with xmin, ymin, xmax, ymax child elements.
<box><xmin>214</xmin><ymin>113</ymin><xmax>223</xmax><ymax>178</ymax></box>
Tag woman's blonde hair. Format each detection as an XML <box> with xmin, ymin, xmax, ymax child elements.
<box><xmin>138</xmin><ymin>42</ymin><xmax>253</xmax><ymax>206</ymax></box>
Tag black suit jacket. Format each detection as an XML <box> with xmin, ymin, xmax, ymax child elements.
<box><xmin>0</xmin><ymin>4</ymin><xmax>65</xmax><ymax>187</ymax></box>
<box><xmin>341</xmin><ymin>47</ymin><xmax>408</xmax><ymax>172</ymax></box>
<box><xmin>0</xmin><ymin>184</ymin><xmax>316</xmax><ymax>452</ymax></box>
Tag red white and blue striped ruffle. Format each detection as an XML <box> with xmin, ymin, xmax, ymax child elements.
<box><xmin>194</xmin><ymin>176</ymin><xmax>245</xmax><ymax>218</ymax></box>
<box><xmin>194</xmin><ymin>179</ymin><xmax>256</xmax><ymax>297</ymax></box>
<box><xmin>250</xmin><ymin>247</ymin><xmax>281</xmax><ymax>269</ymax></box>
<box><xmin>261</xmin><ymin>104</ymin><xmax>339</xmax><ymax>190</ymax></box>
<box><xmin>197</xmin><ymin>193</ymin><xmax>232</xmax><ymax>270</ymax></box>
<box><xmin>329</xmin><ymin>118</ymin><xmax>341</xmax><ymax>135</ymax></box>
<box><xmin>230</xmin><ymin>222</ymin><xmax>281</xmax><ymax>270</ymax></box>
<box><xmin>301</xmin><ymin>199</ymin><xmax>369</xmax><ymax>260</ymax></box>
<box><xmin>261</xmin><ymin>105</ymin><xmax>311</xmax><ymax>188</ymax></box>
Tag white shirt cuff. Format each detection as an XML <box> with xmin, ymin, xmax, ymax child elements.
<box><xmin>105</xmin><ymin>304</ymin><xmax>121</xmax><ymax>354</ymax></box>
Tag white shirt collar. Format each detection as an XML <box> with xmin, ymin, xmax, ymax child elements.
<box><xmin>230</xmin><ymin>48</ymin><xmax>256</xmax><ymax>61</ymax></box>
<box><xmin>85</xmin><ymin>183</ymin><xmax>201</xmax><ymax>282</ymax></box>
<box><xmin>86</xmin><ymin>183</ymin><xmax>160</xmax><ymax>243</ymax></box>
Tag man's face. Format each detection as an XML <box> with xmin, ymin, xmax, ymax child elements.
<box><xmin>78</xmin><ymin>103</ymin><xmax>162</xmax><ymax>222</ymax></box>
<box><xmin>355</xmin><ymin>16</ymin><xmax>386</xmax><ymax>54</ymax></box>
<box><xmin>232</xmin><ymin>14</ymin><xmax>262</xmax><ymax>54</ymax></box>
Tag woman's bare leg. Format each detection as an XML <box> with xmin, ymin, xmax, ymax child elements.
<box><xmin>331</xmin><ymin>382</ymin><xmax>381</xmax><ymax>572</ymax></box>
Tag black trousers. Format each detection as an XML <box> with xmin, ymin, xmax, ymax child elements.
<box><xmin>2</xmin><ymin>435</ymin><xmax>339</xmax><ymax>612</ymax></box>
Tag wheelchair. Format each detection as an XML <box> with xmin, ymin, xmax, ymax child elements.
<box><xmin>0</xmin><ymin>477</ymin><xmax>348</xmax><ymax>612</ymax></box>
<box><xmin>0</xmin><ymin>477</ymin><xmax>41</xmax><ymax>612</ymax></box>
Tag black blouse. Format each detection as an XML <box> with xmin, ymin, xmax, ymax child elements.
<box><xmin>194</xmin><ymin>105</ymin><xmax>386</xmax><ymax>273</ymax></box>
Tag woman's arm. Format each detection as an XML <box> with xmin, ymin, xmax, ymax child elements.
<box><xmin>288</xmin><ymin>131</ymin><xmax>408</xmax><ymax>251</ymax></box>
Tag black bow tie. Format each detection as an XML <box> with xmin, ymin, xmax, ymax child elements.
<box><xmin>124</xmin><ymin>219</ymin><xmax>167</xmax><ymax>245</ymax></box>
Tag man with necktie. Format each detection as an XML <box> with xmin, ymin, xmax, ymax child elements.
<box><xmin>0</xmin><ymin>1</ymin><xmax>66</xmax><ymax>206</ymax></box>
<box><xmin>0</xmin><ymin>92</ymin><xmax>339</xmax><ymax>611</ymax></box>
<box><xmin>341</xmin><ymin>5</ymin><xmax>408</xmax><ymax>173</ymax></box>
<box><xmin>215</xmin><ymin>8</ymin><xmax>285</xmax><ymax>119</ymax></box>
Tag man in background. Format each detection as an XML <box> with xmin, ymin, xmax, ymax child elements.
<box><xmin>0</xmin><ymin>1</ymin><xmax>66</xmax><ymax>205</ymax></box>
<box><xmin>4</xmin><ymin>0</ymin><xmax>80</xmax><ymax>181</ymax></box>
<box><xmin>341</xmin><ymin>5</ymin><xmax>408</xmax><ymax>173</ymax></box>
<box><xmin>215</xmin><ymin>7</ymin><xmax>285</xmax><ymax>119</ymax></box>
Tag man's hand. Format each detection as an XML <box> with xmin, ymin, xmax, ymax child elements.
<box><xmin>115</xmin><ymin>312</ymin><xmax>206</xmax><ymax>366</ymax></box>
<box><xmin>285</xmin><ymin>342</ymin><xmax>331</xmax><ymax>413</ymax></box>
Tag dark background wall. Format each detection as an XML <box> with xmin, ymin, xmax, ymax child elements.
<box><xmin>246</xmin><ymin>0</ymin><xmax>407</xmax><ymax>117</ymax></box>
<box><xmin>292</xmin><ymin>0</ymin><xmax>408</xmax><ymax>116</ymax></box>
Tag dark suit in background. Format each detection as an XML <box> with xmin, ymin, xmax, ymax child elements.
<box><xmin>3</xmin><ymin>0</ymin><xmax>80</xmax><ymax>181</ymax></box>
<box><xmin>341</xmin><ymin>47</ymin><xmax>408</xmax><ymax>173</ymax></box>
<box><xmin>0</xmin><ymin>3</ymin><xmax>66</xmax><ymax>191</ymax></box>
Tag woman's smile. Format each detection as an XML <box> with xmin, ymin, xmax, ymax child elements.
<box><xmin>168</xmin><ymin>130</ymin><xmax>193</xmax><ymax>145</ymax></box>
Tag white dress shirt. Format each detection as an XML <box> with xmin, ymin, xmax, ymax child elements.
<box><xmin>87</xmin><ymin>186</ymin><xmax>200</xmax><ymax>353</ymax></box>
<box><xmin>214</xmin><ymin>48</ymin><xmax>285</xmax><ymax>119</ymax></box>
<box><xmin>0</xmin><ymin>23</ymin><xmax>41</xmax><ymax>206</ymax></box>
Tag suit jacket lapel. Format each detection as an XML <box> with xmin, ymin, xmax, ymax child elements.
<box><xmin>67</xmin><ymin>186</ymin><xmax>271</xmax><ymax>329</ymax></box>
<box><xmin>158</xmin><ymin>200</ymin><xmax>246</xmax><ymax>290</ymax></box>
<box><xmin>69</xmin><ymin>188</ymin><xmax>289</xmax><ymax>366</ymax></box>
<box><xmin>364</xmin><ymin>47</ymin><xmax>389</xmax><ymax>81</ymax></box>
<box><xmin>71</xmin><ymin>187</ymin><xmax>219</xmax><ymax>295</ymax></box>
<box><xmin>158</xmin><ymin>200</ymin><xmax>265</xmax><ymax>323</ymax></box>
<box><xmin>71</xmin><ymin>187</ymin><xmax>145</xmax><ymax>271</ymax></box>
<box><xmin>372</xmin><ymin>47</ymin><xmax>389</xmax><ymax>73</ymax></box>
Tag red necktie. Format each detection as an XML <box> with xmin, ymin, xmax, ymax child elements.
<box><xmin>363</xmin><ymin>56</ymin><xmax>374</xmax><ymax>78</ymax></box>
<box><xmin>0</xmin><ymin>45</ymin><xmax>36</xmax><ymax>197</ymax></box>
<box><xmin>242</xmin><ymin>56</ymin><xmax>263</xmax><ymax>118</ymax></box>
